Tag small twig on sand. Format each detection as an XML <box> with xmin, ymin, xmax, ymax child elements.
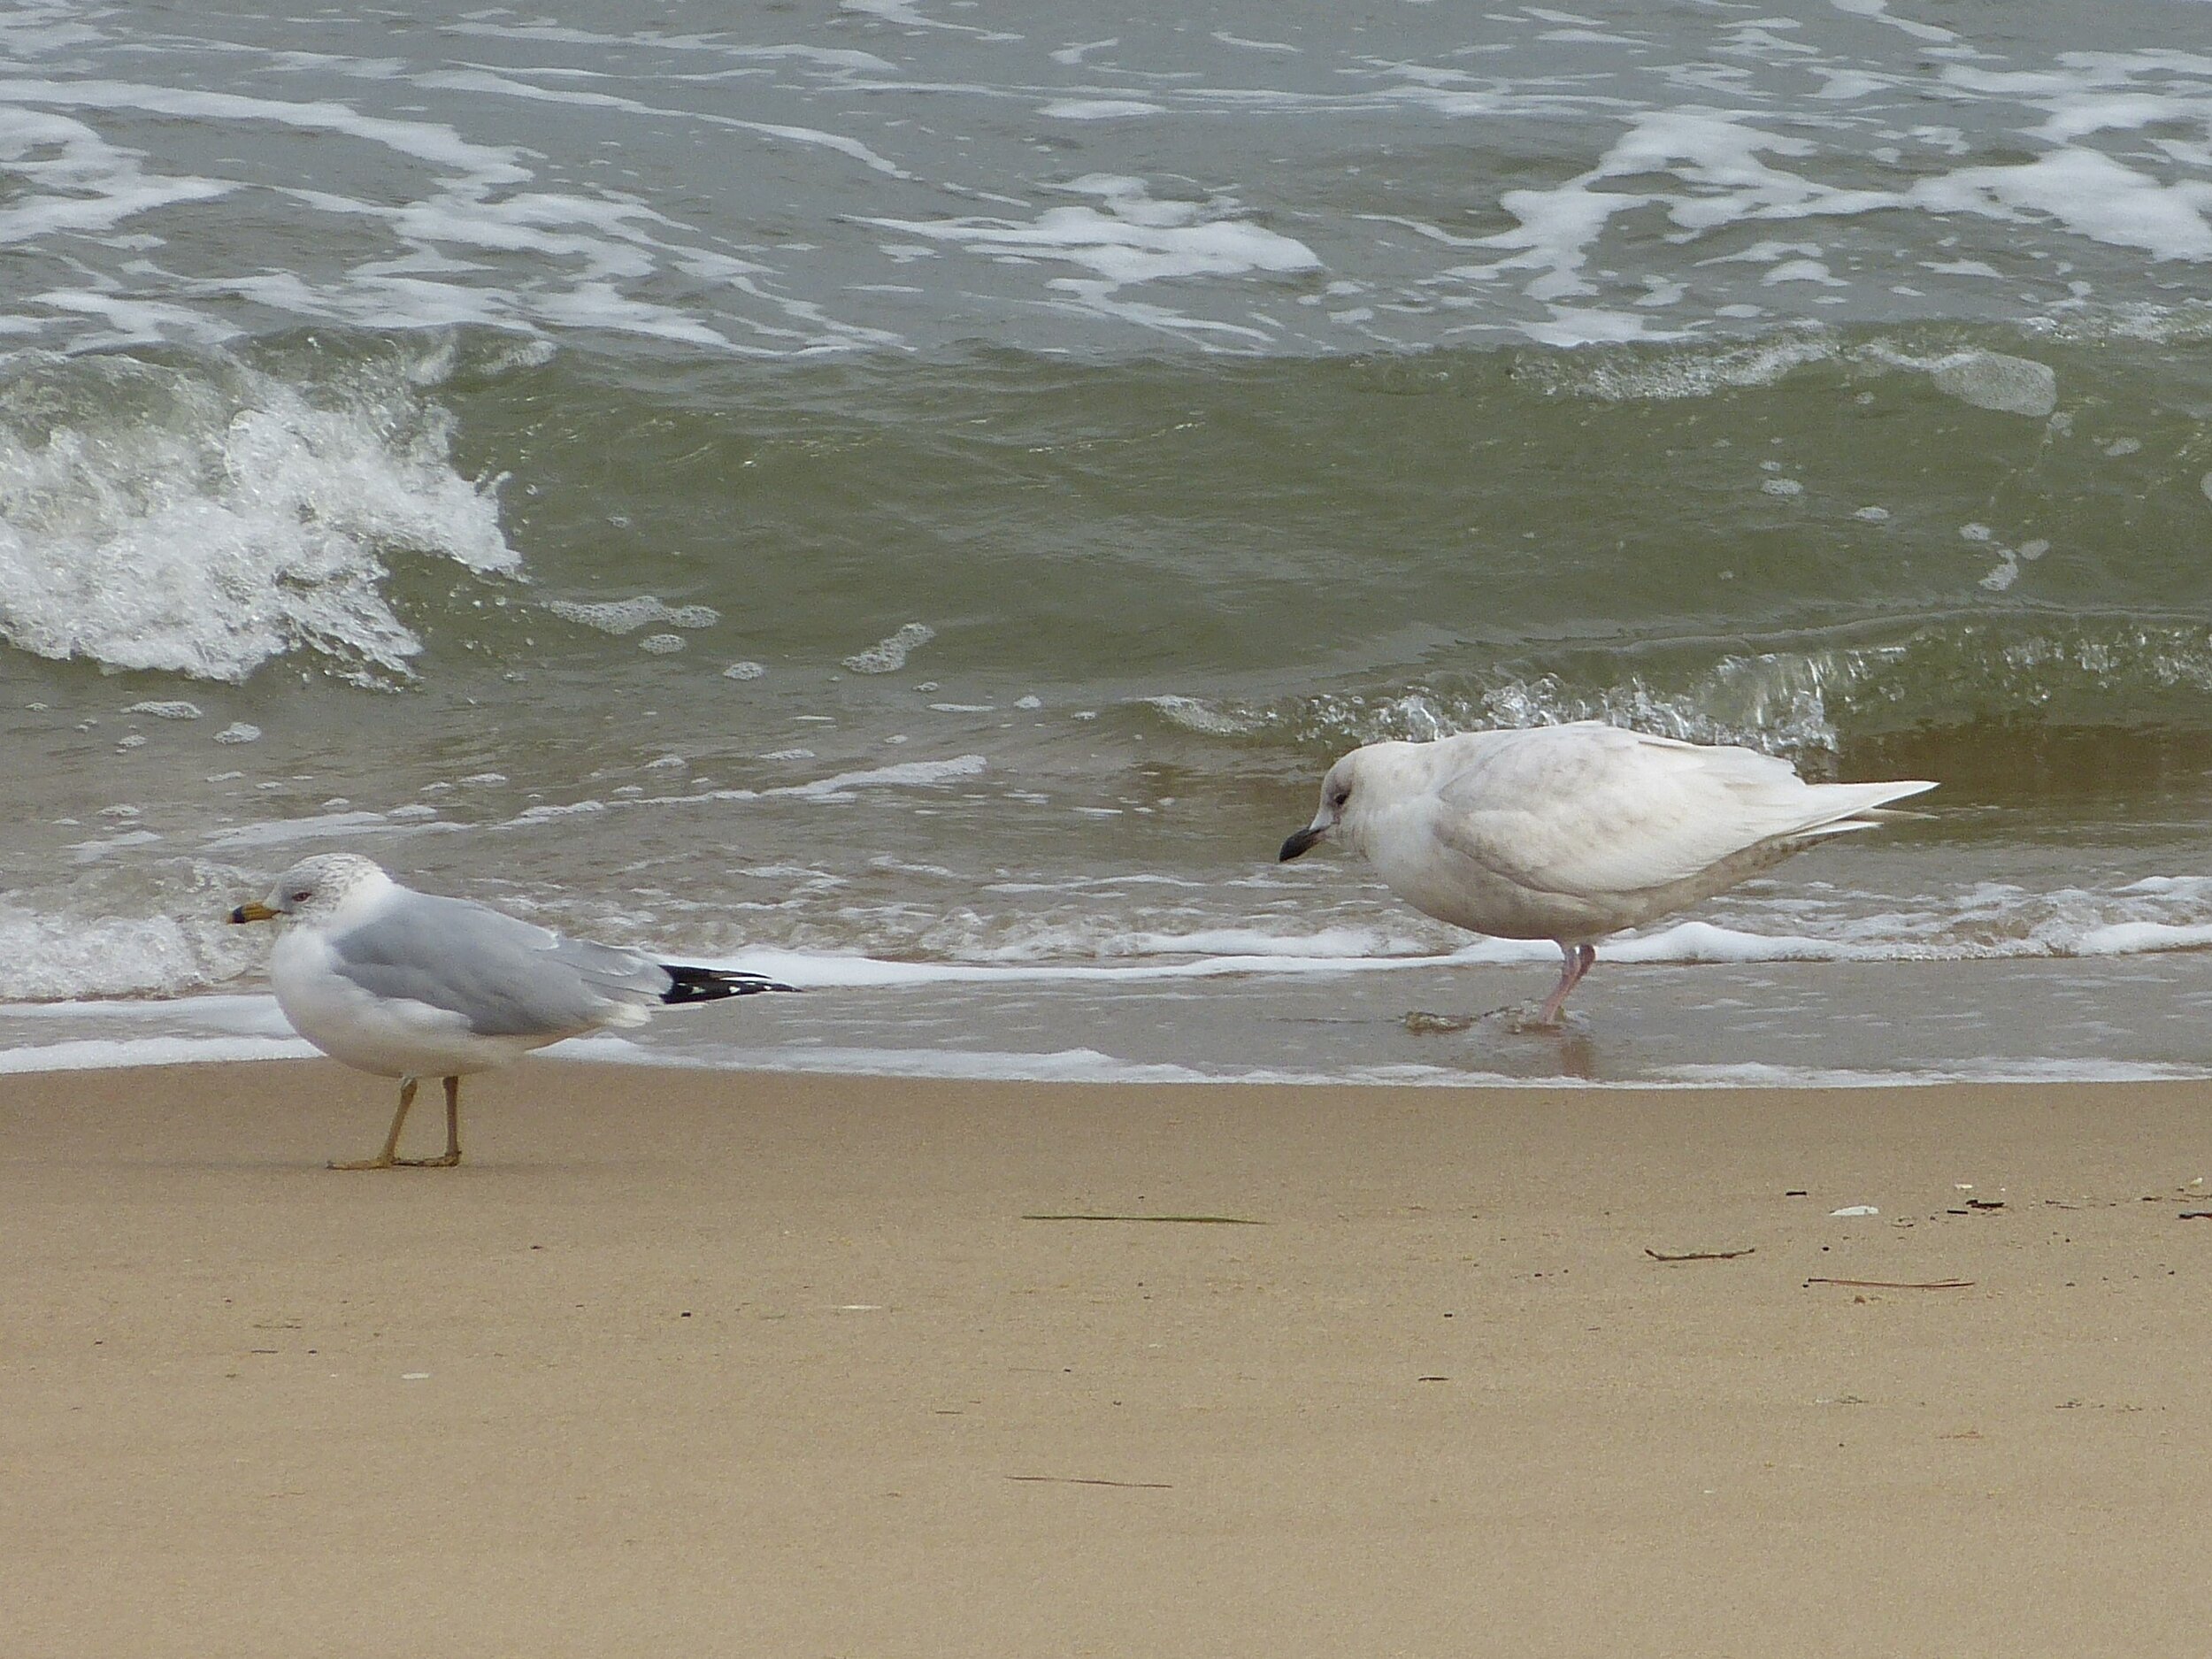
<box><xmin>1645</xmin><ymin>1247</ymin><xmax>1756</xmax><ymax>1262</ymax></box>
<box><xmin>2179</xmin><ymin>1211</ymin><xmax>2212</xmax><ymax>1221</ymax></box>
<box><xmin>1008</xmin><ymin>1475</ymin><xmax>1173</xmax><ymax>1489</ymax></box>
<box><xmin>1805</xmin><ymin>1277</ymin><xmax>1972</xmax><ymax>1290</ymax></box>
<box><xmin>1021</xmin><ymin>1213</ymin><xmax>1263</xmax><ymax>1225</ymax></box>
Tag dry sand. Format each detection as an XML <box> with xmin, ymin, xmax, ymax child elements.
<box><xmin>5</xmin><ymin>1059</ymin><xmax>2211</xmax><ymax>1657</ymax></box>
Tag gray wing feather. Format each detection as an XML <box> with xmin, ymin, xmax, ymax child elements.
<box><xmin>328</xmin><ymin>893</ymin><xmax>672</xmax><ymax>1038</ymax></box>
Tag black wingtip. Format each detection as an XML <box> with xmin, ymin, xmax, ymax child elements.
<box><xmin>659</xmin><ymin>964</ymin><xmax>801</xmax><ymax>1004</ymax></box>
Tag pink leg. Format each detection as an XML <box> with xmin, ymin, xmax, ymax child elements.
<box><xmin>1535</xmin><ymin>942</ymin><xmax>1596</xmax><ymax>1025</ymax></box>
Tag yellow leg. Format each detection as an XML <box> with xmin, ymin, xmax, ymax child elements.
<box><xmin>330</xmin><ymin>1076</ymin><xmax>418</xmax><ymax>1171</ymax></box>
<box><xmin>393</xmin><ymin>1076</ymin><xmax>464</xmax><ymax>1168</ymax></box>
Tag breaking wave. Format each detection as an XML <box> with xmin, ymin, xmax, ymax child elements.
<box><xmin>0</xmin><ymin>344</ymin><xmax>516</xmax><ymax>683</ymax></box>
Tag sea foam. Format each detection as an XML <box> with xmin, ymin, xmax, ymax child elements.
<box><xmin>0</xmin><ymin>349</ymin><xmax>515</xmax><ymax>683</ymax></box>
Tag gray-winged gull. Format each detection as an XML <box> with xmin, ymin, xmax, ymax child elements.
<box><xmin>229</xmin><ymin>852</ymin><xmax>794</xmax><ymax>1168</ymax></box>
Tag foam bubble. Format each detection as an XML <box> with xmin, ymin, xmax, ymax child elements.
<box><xmin>1513</xmin><ymin>332</ymin><xmax>1839</xmax><ymax>402</ymax></box>
<box><xmin>723</xmin><ymin>660</ymin><xmax>766</xmax><ymax>680</ymax></box>
<box><xmin>639</xmin><ymin>633</ymin><xmax>686</xmax><ymax>654</ymax></box>
<box><xmin>766</xmin><ymin>753</ymin><xmax>986</xmax><ymax>799</ymax></box>
<box><xmin>213</xmin><ymin>722</ymin><xmax>261</xmax><ymax>744</ymax></box>
<box><xmin>1144</xmin><ymin>695</ymin><xmax>1257</xmax><ymax>736</ymax></box>
<box><xmin>541</xmin><ymin>595</ymin><xmax>720</xmax><ymax>634</ymax></box>
<box><xmin>858</xmin><ymin>175</ymin><xmax>1320</xmax><ymax>332</ymax></box>
<box><xmin>125</xmin><ymin>700</ymin><xmax>202</xmax><ymax>719</ymax></box>
<box><xmin>842</xmin><ymin>622</ymin><xmax>934</xmax><ymax>673</ymax></box>
<box><xmin>1041</xmin><ymin>99</ymin><xmax>1164</xmax><ymax>120</ymax></box>
<box><xmin>1928</xmin><ymin>351</ymin><xmax>2058</xmax><ymax>418</ymax></box>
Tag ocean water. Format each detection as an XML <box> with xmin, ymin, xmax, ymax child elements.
<box><xmin>5</xmin><ymin>2</ymin><xmax>2212</xmax><ymax>1085</ymax></box>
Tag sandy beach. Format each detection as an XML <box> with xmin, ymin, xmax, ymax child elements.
<box><xmin>6</xmin><ymin>1060</ymin><xmax>2211</xmax><ymax>1657</ymax></box>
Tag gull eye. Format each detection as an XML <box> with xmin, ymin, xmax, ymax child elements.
<box><xmin>290</xmin><ymin>889</ymin><xmax>313</xmax><ymax>904</ymax></box>
<box><xmin>1329</xmin><ymin>785</ymin><xmax>1351</xmax><ymax>808</ymax></box>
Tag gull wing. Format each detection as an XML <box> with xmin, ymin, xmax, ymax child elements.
<box><xmin>1429</xmin><ymin>723</ymin><xmax>1932</xmax><ymax>901</ymax></box>
<box><xmin>326</xmin><ymin>892</ymin><xmax>670</xmax><ymax>1038</ymax></box>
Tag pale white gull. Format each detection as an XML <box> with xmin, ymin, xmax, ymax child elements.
<box><xmin>229</xmin><ymin>853</ymin><xmax>794</xmax><ymax>1169</ymax></box>
<box><xmin>1279</xmin><ymin>722</ymin><xmax>1936</xmax><ymax>1025</ymax></box>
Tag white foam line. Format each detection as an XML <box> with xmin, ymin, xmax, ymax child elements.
<box><xmin>24</xmin><ymin>290</ymin><xmax>242</xmax><ymax>347</ymax></box>
<box><xmin>839</xmin><ymin>0</ymin><xmax>1022</xmax><ymax>43</ymax></box>
<box><xmin>771</xmin><ymin>753</ymin><xmax>989</xmax><ymax>800</ymax></box>
<box><xmin>0</xmin><ymin>993</ymin><xmax>292</xmax><ymax>1034</ymax></box>
<box><xmin>498</xmin><ymin>754</ymin><xmax>990</xmax><ymax>825</ymax></box>
<box><xmin>698</xmin><ymin>911</ymin><xmax>2212</xmax><ymax>986</ymax></box>
<box><xmin>493</xmin><ymin>1049</ymin><xmax>2212</xmax><ymax>1088</ymax></box>
<box><xmin>0</xmin><ymin>74</ymin><xmax>901</xmax><ymax>357</ymax></box>
<box><xmin>682</xmin><ymin>944</ymin><xmax>1488</xmax><ymax>991</ymax></box>
<box><xmin>0</xmin><ymin>1035</ymin><xmax>319</xmax><ymax>1074</ymax></box>
<box><xmin>1040</xmin><ymin>99</ymin><xmax>1165</xmax><ymax>121</ymax></box>
<box><xmin>197</xmin><ymin>756</ymin><xmax>995</xmax><ymax>855</ymax></box>
<box><xmin>1828</xmin><ymin>0</ymin><xmax>1956</xmax><ymax>44</ymax></box>
<box><xmin>201</xmin><ymin>810</ymin><xmax>469</xmax><ymax>853</ymax></box>
<box><xmin>0</xmin><ymin>175</ymin><xmax>236</xmax><ymax>244</ymax></box>
<box><xmin>415</xmin><ymin>66</ymin><xmax>912</xmax><ymax>178</ymax></box>
<box><xmin>1655</xmin><ymin>1058</ymin><xmax>2211</xmax><ymax>1088</ymax></box>
<box><xmin>0</xmin><ymin>1013</ymin><xmax>1559</xmax><ymax>1088</ymax></box>
<box><xmin>555</xmin><ymin>1038</ymin><xmax>1221</xmax><ymax>1085</ymax></box>
<box><xmin>438</xmin><ymin>22</ymin><xmax>899</xmax><ymax>73</ymax></box>
<box><xmin>0</xmin><ymin>78</ymin><xmax>530</xmax><ymax>181</ymax></box>
<box><xmin>14</xmin><ymin>1026</ymin><xmax>2201</xmax><ymax>1091</ymax></box>
<box><xmin>858</xmin><ymin>200</ymin><xmax>1320</xmax><ymax>287</ymax></box>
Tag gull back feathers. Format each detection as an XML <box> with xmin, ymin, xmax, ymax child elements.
<box><xmin>324</xmin><ymin>893</ymin><xmax>676</xmax><ymax>1038</ymax></box>
<box><xmin>1340</xmin><ymin>723</ymin><xmax>1934</xmax><ymax>943</ymax></box>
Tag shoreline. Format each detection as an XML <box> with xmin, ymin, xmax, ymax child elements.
<box><xmin>15</xmin><ymin>949</ymin><xmax>2212</xmax><ymax>1092</ymax></box>
<box><xmin>8</xmin><ymin>1062</ymin><xmax>2212</xmax><ymax>1655</ymax></box>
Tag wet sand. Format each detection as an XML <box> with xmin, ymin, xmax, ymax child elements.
<box><xmin>5</xmin><ymin>1060</ymin><xmax>2211</xmax><ymax>1656</ymax></box>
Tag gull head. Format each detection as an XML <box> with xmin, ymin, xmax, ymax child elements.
<box><xmin>229</xmin><ymin>852</ymin><xmax>392</xmax><ymax>926</ymax></box>
<box><xmin>1280</xmin><ymin>741</ymin><xmax>1433</xmax><ymax>863</ymax></box>
<box><xmin>1280</xmin><ymin>749</ymin><xmax>1367</xmax><ymax>862</ymax></box>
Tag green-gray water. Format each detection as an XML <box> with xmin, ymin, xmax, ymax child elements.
<box><xmin>4</xmin><ymin>4</ymin><xmax>2212</xmax><ymax>1083</ymax></box>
